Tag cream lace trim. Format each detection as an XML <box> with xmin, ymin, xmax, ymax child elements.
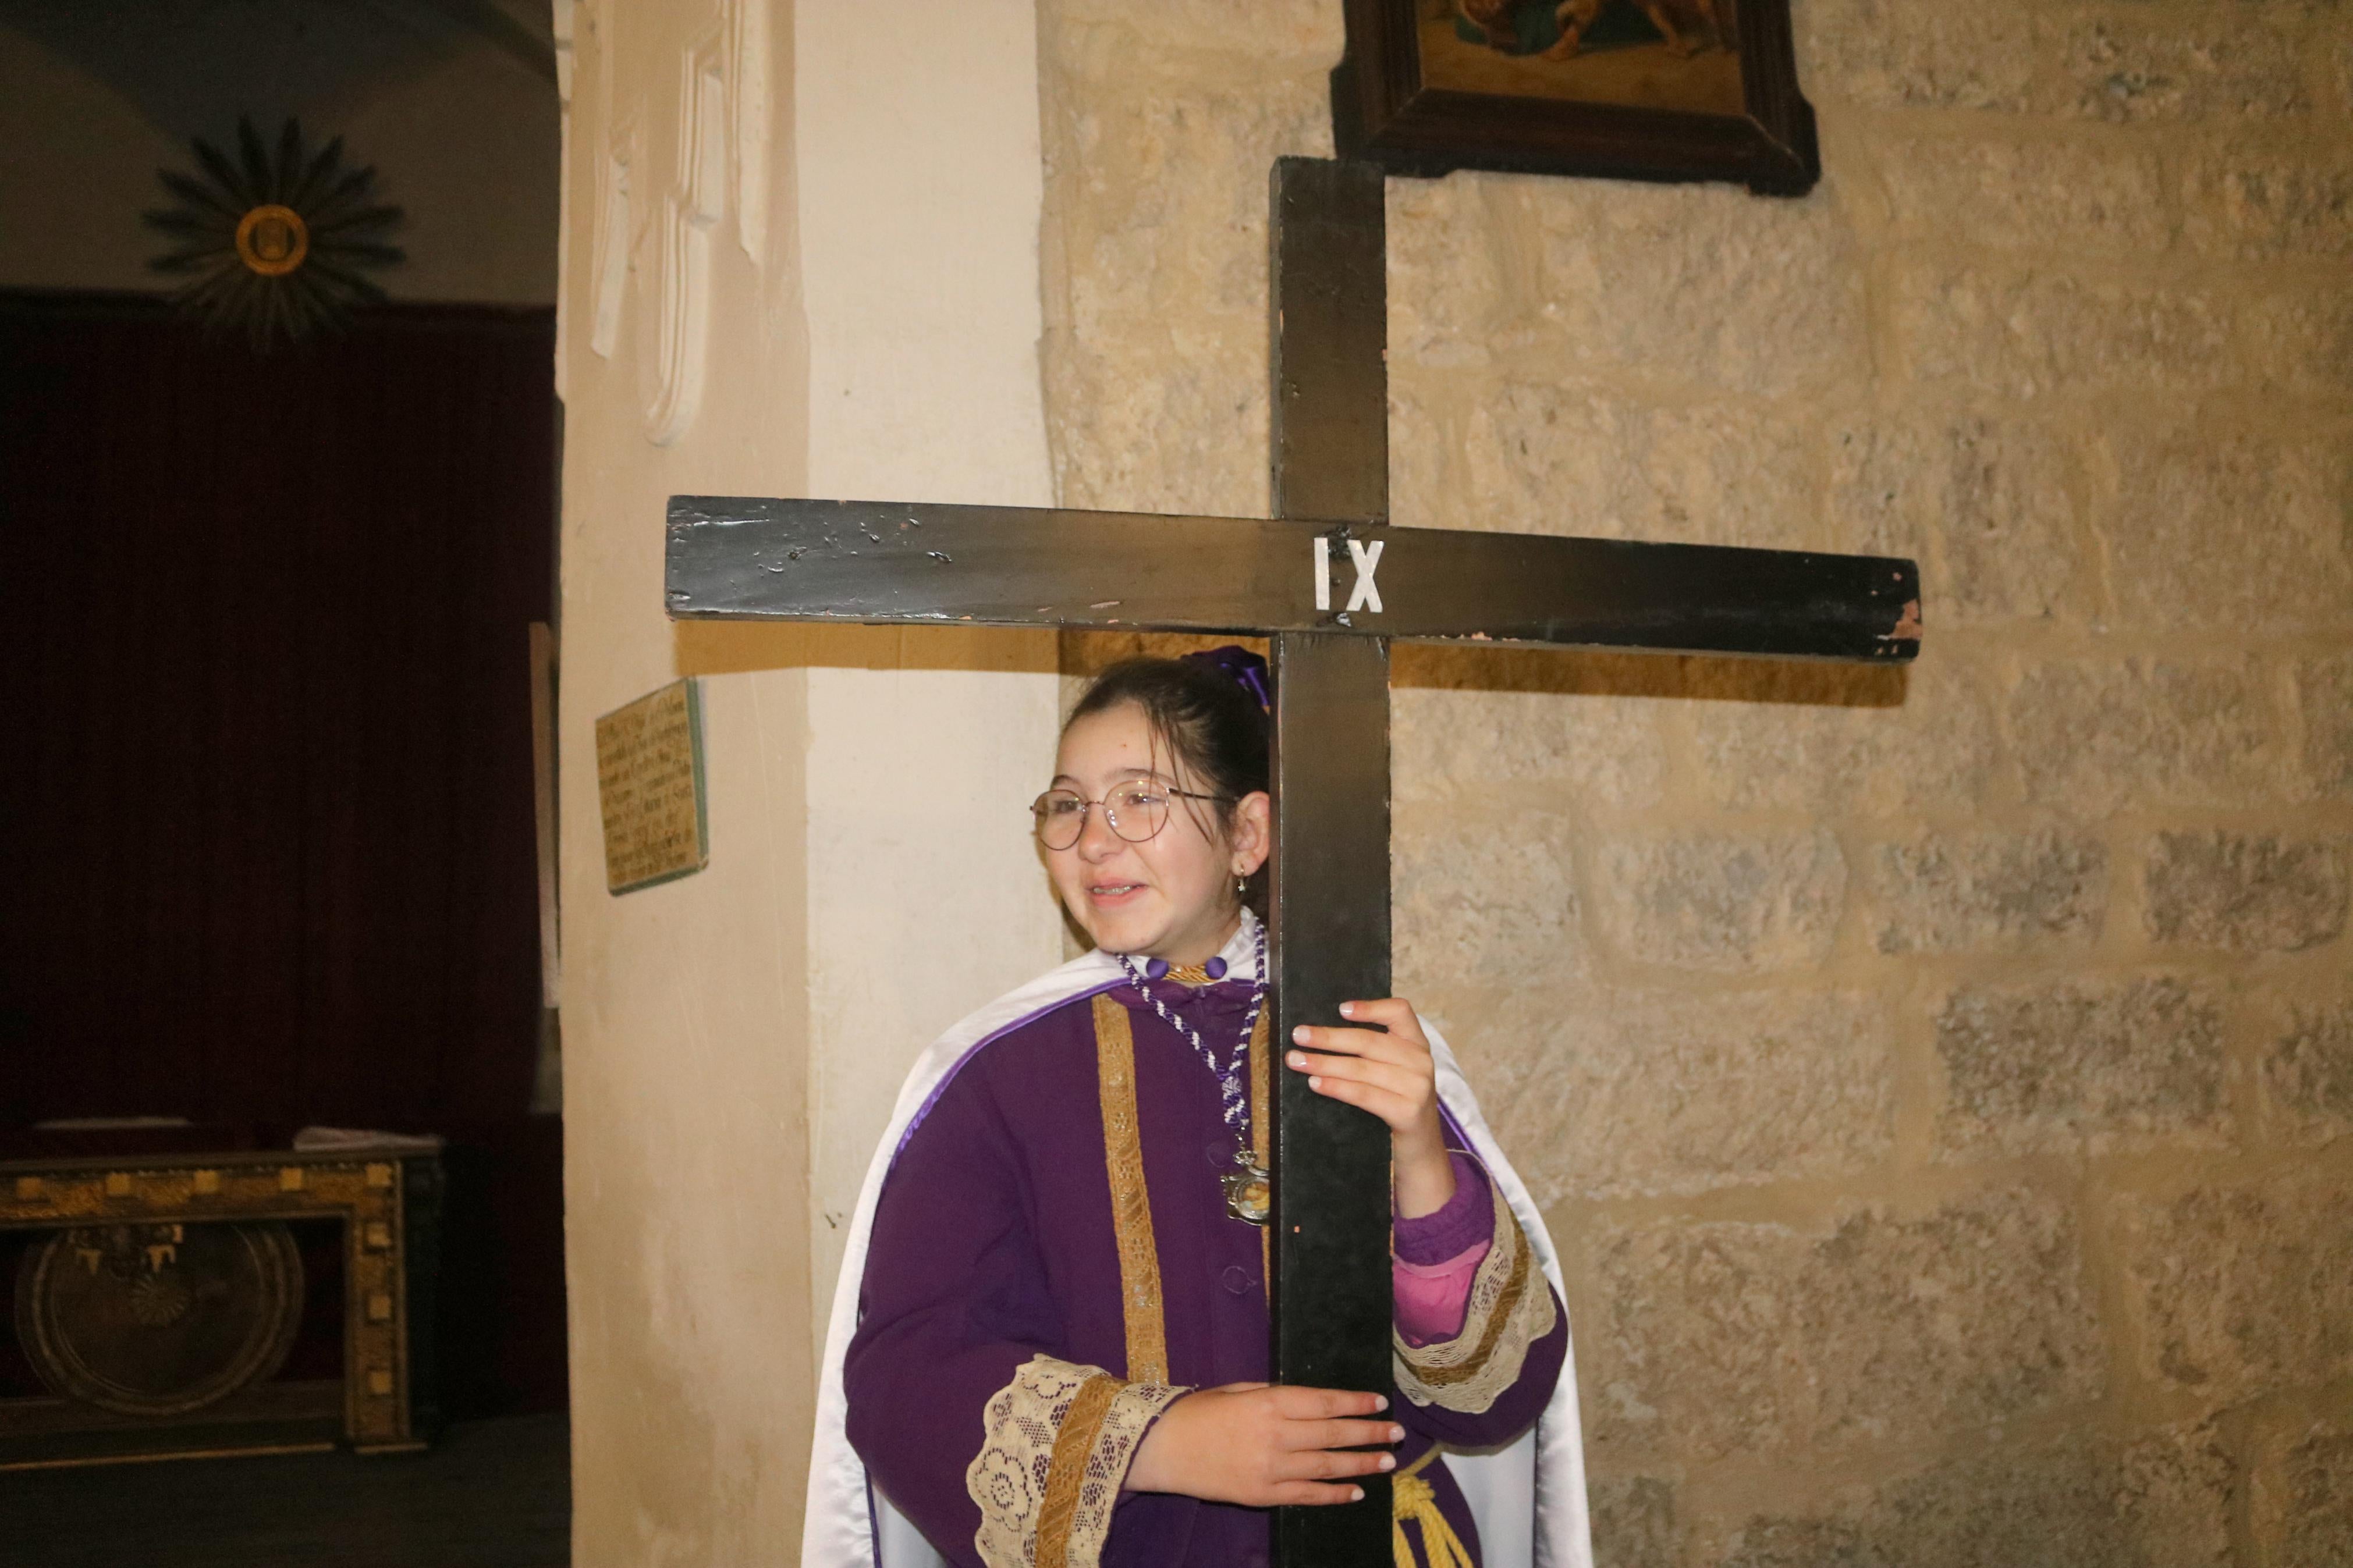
<box><xmin>966</xmin><ymin>1354</ymin><xmax>1186</xmax><ymax>1568</ymax></box>
<box><xmin>1392</xmin><ymin>1176</ymin><xmax>1557</xmax><ymax>1414</ymax></box>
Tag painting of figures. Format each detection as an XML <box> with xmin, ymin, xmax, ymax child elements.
<box><xmin>1332</xmin><ymin>0</ymin><xmax>1817</xmax><ymax>191</ymax></box>
<box><xmin>1420</xmin><ymin>0</ymin><xmax>1744</xmax><ymax>117</ymax></box>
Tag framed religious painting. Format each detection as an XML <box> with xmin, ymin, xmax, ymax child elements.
<box><xmin>1330</xmin><ymin>0</ymin><xmax>1819</xmax><ymax>194</ymax></box>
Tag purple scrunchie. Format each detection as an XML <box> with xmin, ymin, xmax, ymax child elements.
<box><xmin>1181</xmin><ymin>645</ymin><xmax>1272</xmax><ymax>714</ymax></box>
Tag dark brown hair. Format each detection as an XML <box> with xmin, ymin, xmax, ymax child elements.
<box><xmin>1064</xmin><ymin>656</ymin><xmax>1270</xmax><ymax>913</ymax></box>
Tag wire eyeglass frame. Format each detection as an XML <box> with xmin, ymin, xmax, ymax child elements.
<box><xmin>1029</xmin><ymin>781</ymin><xmax>1233</xmax><ymax>850</ymax></box>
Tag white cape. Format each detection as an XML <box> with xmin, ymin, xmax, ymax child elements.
<box><xmin>801</xmin><ymin>925</ymin><xmax>1593</xmax><ymax>1568</ymax></box>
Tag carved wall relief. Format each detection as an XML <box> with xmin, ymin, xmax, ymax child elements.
<box><xmin>643</xmin><ymin>46</ymin><xmax>725</xmax><ymax>447</ymax></box>
<box><xmin>588</xmin><ymin>143</ymin><xmax>630</xmax><ymax>363</ymax></box>
<box><xmin>574</xmin><ymin>0</ymin><xmax>766</xmax><ymax>447</ymax></box>
<box><xmin>733</xmin><ymin>0</ymin><xmax>771</xmax><ymax>267</ymax></box>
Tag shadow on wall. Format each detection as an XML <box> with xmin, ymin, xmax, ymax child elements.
<box><xmin>675</xmin><ymin>621</ymin><xmax>1062</xmax><ymax>679</ymax></box>
<box><xmin>1066</xmin><ymin>629</ymin><xmax>1910</xmax><ymax>709</ymax></box>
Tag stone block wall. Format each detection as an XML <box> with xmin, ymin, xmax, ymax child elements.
<box><xmin>1039</xmin><ymin>0</ymin><xmax>2352</xmax><ymax>1562</ymax></box>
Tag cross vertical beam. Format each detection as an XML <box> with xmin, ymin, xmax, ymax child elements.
<box><xmin>1272</xmin><ymin>158</ymin><xmax>1388</xmax><ymax>527</ymax></box>
<box><xmin>1268</xmin><ymin>156</ymin><xmax>1394</xmax><ymax>1567</ymax></box>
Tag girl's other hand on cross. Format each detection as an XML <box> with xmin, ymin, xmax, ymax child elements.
<box><xmin>1126</xmin><ymin>1383</ymin><xmax>1401</xmax><ymax>1506</ymax></box>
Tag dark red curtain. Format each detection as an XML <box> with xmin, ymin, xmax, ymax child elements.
<box><xmin>0</xmin><ymin>292</ymin><xmax>564</xmax><ymax>1414</ymax></box>
<box><xmin>1</xmin><ymin>292</ymin><xmax>552</xmax><ymax>1129</ymax></box>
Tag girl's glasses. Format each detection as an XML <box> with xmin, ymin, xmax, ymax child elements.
<box><xmin>1030</xmin><ymin>781</ymin><xmax>1231</xmax><ymax>850</ymax></box>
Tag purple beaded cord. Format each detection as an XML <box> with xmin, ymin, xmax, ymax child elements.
<box><xmin>1119</xmin><ymin>918</ymin><xmax>1268</xmax><ymax>1151</ymax></box>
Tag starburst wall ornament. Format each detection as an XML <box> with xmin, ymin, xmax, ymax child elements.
<box><xmin>143</xmin><ymin>117</ymin><xmax>404</xmax><ymax>352</ymax></box>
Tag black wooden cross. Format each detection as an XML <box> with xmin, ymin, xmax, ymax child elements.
<box><xmin>667</xmin><ymin>158</ymin><xmax>1920</xmax><ymax>1565</ymax></box>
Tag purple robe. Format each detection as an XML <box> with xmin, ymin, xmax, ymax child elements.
<box><xmin>844</xmin><ymin>974</ymin><xmax>1568</xmax><ymax>1568</ymax></box>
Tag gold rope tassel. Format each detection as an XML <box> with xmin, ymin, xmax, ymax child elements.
<box><xmin>1392</xmin><ymin>1450</ymin><xmax>1475</xmax><ymax>1568</ymax></box>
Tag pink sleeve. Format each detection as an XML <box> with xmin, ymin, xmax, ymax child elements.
<box><xmin>1392</xmin><ymin>1151</ymin><xmax>1494</xmax><ymax>1347</ymax></box>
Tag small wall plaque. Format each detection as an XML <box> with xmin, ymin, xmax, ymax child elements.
<box><xmin>595</xmin><ymin>678</ymin><xmax>710</xmax><ymax>894</ymax></box>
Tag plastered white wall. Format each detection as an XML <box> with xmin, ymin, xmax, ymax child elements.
<box><xmin>557</xmin><ymin>0</ymin><xmax>816</xmax><ymax>1559</ymax></box>
<box><xmin>559</xmin><ymin>0</ymin><xmax>1059</xmax><ymax>1560</ymax></box>
<box><xmin>793</xmin><ymin>0</ymin><xmax>1063</xmax><ymax>1347</ymax></box>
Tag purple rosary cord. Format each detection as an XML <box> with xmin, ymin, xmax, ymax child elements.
<box><xmin>1119</xmin><ymin>918</ymin><xmax>1268</xmax><ymax>1149</ymax></box>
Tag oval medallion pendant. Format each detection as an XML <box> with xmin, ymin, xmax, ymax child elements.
<box><xmin>1223</xmin><ymin>1155</ymin><xmax>1272</xmax><ymax>1226</ymax></box>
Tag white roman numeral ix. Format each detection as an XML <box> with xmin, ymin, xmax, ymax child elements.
<box><xmin>1312</xmin><ymin>535</ymin><xmax>1385</xmax><ymax>615</ymax></box>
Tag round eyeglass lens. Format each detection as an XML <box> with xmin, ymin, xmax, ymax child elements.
<box><xmin>1104</xmin><ymin>781</ymin><xmax>1169</xmax><ymax>844</ymax></box>
<box><xmin>1031</xmin><ymin>789</ymin><xmax>1088</xmax><ymax>850</ymax></box>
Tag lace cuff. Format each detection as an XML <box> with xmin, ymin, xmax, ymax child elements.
<box><xmin>1392</xmin><ymin>1175</ymin><xmax>1558</xmax><ymax>1415</ymax></box>
<box><xmin>966</xmin><ymin>1354</ymin><xmax>1186</xmax><ymax>1568</ymax></box>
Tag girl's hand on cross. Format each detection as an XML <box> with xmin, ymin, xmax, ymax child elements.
<box><xmin>1287</xmin><ymin>997</ymin><xmax>1457</xmax><ymax>1219</ymax></box>
<box><xmin>1125</xmin><ymin>1382</ymin><xmax>1400</xmax><ymax>1506</ymax></box>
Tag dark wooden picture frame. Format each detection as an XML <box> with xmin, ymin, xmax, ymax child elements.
<box><xmin>1332</xmin><ymin>0</ymin><xmax>1819</xmax><ymax>194</ymax></box>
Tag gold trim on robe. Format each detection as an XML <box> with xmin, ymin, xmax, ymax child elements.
<box><xmin>1248</xmin><ymin>1005</ymin><xmax>1272</xmax><ymax>1281</ymax></box>
<box><xmin>1091</xmin><ymin>993</ymin><xmax>1168</xmax><ymax>1385</ymax></box>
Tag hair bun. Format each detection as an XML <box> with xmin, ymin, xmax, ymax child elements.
<box><xmin>1179</xmin><ymin>645</ymin><xmax>1272</xmax><ymax>714</ymax></box>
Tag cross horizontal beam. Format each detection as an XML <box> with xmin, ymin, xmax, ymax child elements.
<box><xmin>666</xmin><ymin>497</ymin><xmax>1921</xmax><ymax>663</ymax></box>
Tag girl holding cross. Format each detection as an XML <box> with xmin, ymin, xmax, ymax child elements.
<box><xmin>805</xmin><ymin>650</ymin><xmax>1586</xmax><ymax>1568</ymax></box>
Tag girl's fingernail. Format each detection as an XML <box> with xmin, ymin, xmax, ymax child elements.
<box><xmin>1292</xmin><ymin>1025</ymin><xmax>1308</xmax><ymax>1043</ymax></box>
<box><xmin>1308</xmin><ymin>1076</ymin><xmax>1322</xmax><ymax>1090</ymax></box>
<box><xmin>1351</xmin><ymin>1488</ymin><xmax>1365</xmax><ymax>1502</ymax></box>
<box><xmin>1378</xmin><ymin>1454</ymin><xmax>1396</xmax><ymax>1471</ymax></box>
<box><xmin>1340</xmin><ymin>1001</ymin><xmax>1354</xmax><ymax>1016</ymax></box>
<box><xmin>1391</xmin><ymin>1425</ymin><xmax>1406</xmax><ymax>1442</ymax></box>
<box><xmin>1373</xmin><ymin>1395</ymin><xmax>1389</xmax><ymax>1411</ymax></box>
<box><xmin>1287</xmin><ymin>1051</ymin><xmax>1305</xmax><ymax>1068</ymax></box>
